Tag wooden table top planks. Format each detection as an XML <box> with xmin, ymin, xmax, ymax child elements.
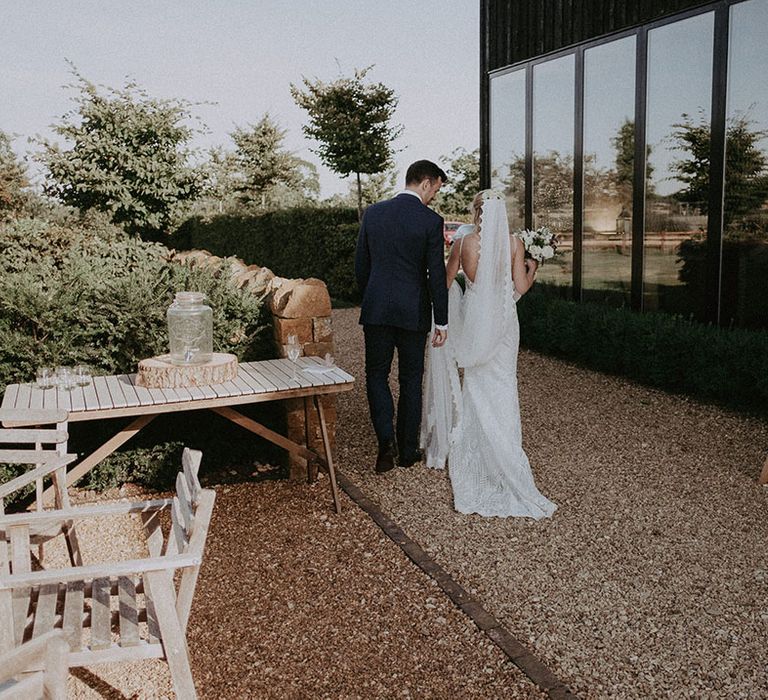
<box><xmin>1</xmin><ymin>357</ymin><xmax>355</xmax><ymax>422</ymax></box>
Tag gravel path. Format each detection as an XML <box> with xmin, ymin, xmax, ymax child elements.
<box><xmin>331</xmin><ymin>307</ymin><xmax>768</xmax><ymax>699</ymax></box>
<box><xmin>53</xmin><ymin>483</ymin><xmax>543</xmax><ymax>699</ymax></box>
<box><xmin>44</xmin><ymin>306</ymin><xmax>768</xmax><ymax>698</ymax></box>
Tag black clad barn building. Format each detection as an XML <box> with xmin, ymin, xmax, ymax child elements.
<box><xmin>479</xmin><ymin>0</ymin><xmax>768</xmax><ymax>329</ymax></box>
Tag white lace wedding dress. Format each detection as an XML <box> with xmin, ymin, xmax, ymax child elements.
<box><xmin>421</xmin><ymin>192</ymin><xmax>557</xmax><ymax>520</ymax></box>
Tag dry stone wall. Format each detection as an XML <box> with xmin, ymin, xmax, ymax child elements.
<box><xmin>172</xmin><ymin>249</ymin><xmax>338</xmax><ymax>480</ymax></box>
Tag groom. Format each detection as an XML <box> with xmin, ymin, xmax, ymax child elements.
<box><xmin>355</xmin><ymin>160</ymin><xmax>449</xmax><ymax>473</ymax></box>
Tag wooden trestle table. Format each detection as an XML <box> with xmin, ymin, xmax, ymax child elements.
<box><xmin>0</xmin><ymin>357</ymin><xmax>355</xmax><ymax>513</ymax></box>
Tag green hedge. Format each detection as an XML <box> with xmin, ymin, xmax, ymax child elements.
<box><xmin>517</xmin><ymin>291</ymin><xmax>768</xmax><ymax>413</ymax></box>
<box><xmin>173</xmin><ymin>207</ymin><xmax>361</xmax><ymax>301</ymax></box>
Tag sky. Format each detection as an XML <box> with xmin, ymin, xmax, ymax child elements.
<box><xmin>0</xmin><ymin>1</ymin><xmax>480</xmax><ymax>197</ymax></box>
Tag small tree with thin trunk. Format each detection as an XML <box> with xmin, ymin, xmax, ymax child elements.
<box><xmin>436</xmin><ymin>147</ymin><xmax>480</xmax><ymax>219</ymax></box>
<box><xmin>231</xmin><ymin>114</ymin><xmax>318</xmax><ymax>209</ymax></box>
<box><xmin>0</xmin><ymin>130</ymin><xmax>30</xmax><ymax>220</ymax></box>
<box><xmin>291</xmin><ymin>66</ymin><xmax>402</xmax><ymax>220</ymax></box>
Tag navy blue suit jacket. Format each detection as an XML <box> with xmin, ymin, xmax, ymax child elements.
<box><xmin>355</xmin><ymin>193</ymin><xmax>448</xmax><ymax>333</ymax></box>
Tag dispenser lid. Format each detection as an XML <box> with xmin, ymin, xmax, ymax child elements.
<box><xmin>174</xmin><ymin>291</ymin><xmax>206</xmax><ymax>304</ymax></box>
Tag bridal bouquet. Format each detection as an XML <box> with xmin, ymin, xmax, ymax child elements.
<box><xmin>515</xmin><ymin>227</ymin><xmax>559</xmax><ymax>264</ymax></box>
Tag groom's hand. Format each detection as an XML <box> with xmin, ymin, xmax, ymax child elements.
<box><xmin>432</xmin><ymin>328</ymin><xmax>447</xmax><ymax>348</ymax></box>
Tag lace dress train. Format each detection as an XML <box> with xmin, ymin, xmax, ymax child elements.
<box><xmin>421</xmin><ymin>192</ymin><xmax>556</xmax><ymax>519</ymax></box>
<box><xmin>447</xmin><ymin>300</ymin><xmax>557</xmax><ymax>519</ymax></box>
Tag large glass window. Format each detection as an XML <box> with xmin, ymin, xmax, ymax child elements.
<box><xmin>721</xmin><ymin>0</ymin><xmax>768</xmax><ymax>330</ymax></box>
<box><xmin>644</xmin><ymin>12</ymin><xmax>714</xmax><ymax>319</ymax></box>
<box><xmin>490</xmin><ymin>69</ymin><xmax>526</xmax><ymax>230</ymax></box>
<box><xmin>582</xmin><ymin>36</ymin><xmax>636</xmax><ymax>306</ymax></box>
<box><xmin>532</xmin><ymin>55</ymin><xmax>575</xmax><ymax>293</ymax></box>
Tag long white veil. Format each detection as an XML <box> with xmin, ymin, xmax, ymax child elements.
<box><xmin>421</xmin><ymin>191</ymin><xmax>514</xmax><ymax>469</ymax></box>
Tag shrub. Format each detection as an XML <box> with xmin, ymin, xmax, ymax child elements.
<box><xmin>173</xmin><ymin>206</ymin><xmax>360</xmax><ymax>301</ymax></box>
<box><xmin>517</xmin><ymin>291</ymin><xmax>768</xmax><ymax>413</ymax></box>
<box><xmin>0</xmin><ymin>218</ymin><xmax>274</xmax><ymax>506</ymax></box>
<box><xmin>0</xmin><ymin>218</ymin><xmax>271</xmax><ymax>389</ymax></box>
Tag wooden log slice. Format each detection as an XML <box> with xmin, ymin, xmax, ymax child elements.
<box><xmin>137</xmin><ymin>353</ymin><xmax>238</xmax><ymax>388</ymax></box>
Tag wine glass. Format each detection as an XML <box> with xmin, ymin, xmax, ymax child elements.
<box><xmin>73</xmin><ymin>364</ymin><xmax>92</xmax><ymax>387</ymax></box>
<box><xmin>286</xmin><ymin>334</ymin><xmax>301</xmax><ymax>380</ymax></box>
<box><xmin>56</xmin><ymin>366</ymin><xmax>76</xmax><ymax>392</ymax></box>
<box><xmin>36</xmin><ymin>367</ymin><xmax>56</xmax><ymax>390</ymax></box>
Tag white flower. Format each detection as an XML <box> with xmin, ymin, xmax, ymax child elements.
<box><xmin>541</xmin><ymin>244</ymin><xmax>554</xmax><ymax>259</ymax></box>
<box><xmin>529</xmin><ymin>244</ymin><xmax>544</xmax><ymax>259</ymax></box>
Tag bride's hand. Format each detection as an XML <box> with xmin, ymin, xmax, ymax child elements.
<box><xmin>525</xmin><ymin>259</ymin><xmax>539</xmax><ymax>276</ymax></box>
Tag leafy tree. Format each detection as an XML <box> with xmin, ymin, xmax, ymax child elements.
<box><xmin>325</xmin><ymin>169</ymin><xmax>398</xmax><ymax>209</ymax></box>
<box><xmin>610</xmin><ymin>119</ymin><xmax>635</xmax><ymax>205</ymax></box>
<box><xmin>436</xmin><ymin>147</ymin><xmax>479</xmax><ymax>219</ymax></box>
<box><xmin>671</xmin><ymin>111</ymin><xmax>768</xmax><ymax>232</ymax></box>
<box><xmin>37</xmin><ymin>69</ymin><xmax>204</xmax><ymax>238</ymax></box>
<box><xmin>0</xmin><ymin>131</ymin><xmax>30</xmax><ymax>220</ymax></box>
<box><xmin>230</xmin><ymin>114</ymin><xmax>318</xmax><ymax>209</ymax></box>
<box><xmin>291</xmin><ymin>66</ymin><xmax>403</xmax><ymax>219</ymax></box>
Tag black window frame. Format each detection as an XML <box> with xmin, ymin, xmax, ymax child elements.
<box><xmin>481</xmin><ymin>0</ymin><xmax>747</xmax><ymax>324</ymax></box>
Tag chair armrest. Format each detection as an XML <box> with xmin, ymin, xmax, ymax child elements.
<box><xmin>0</xmin><ymin>553</ymin><xmax>201</xmax><ymax>589</ymax></box>
<box><xmin>0</xmin><ymin>408</ymin><xmax>68</xmax><ymax>427</ymax></box>
<box><xmin>0</xmin><ymin>455</ymin><xmax>78</xmax><ymax>500</ymax></box>
<box><xmin>0</xmin><ymin>498</ymin><xmax>174</xmax><ymax>527</ymax></box>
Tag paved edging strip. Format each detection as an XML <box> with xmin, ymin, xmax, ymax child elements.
<box><xmin>335</xmin><ymin>471</ymin><xmax>579</xmax><ymax>699</ymax></box>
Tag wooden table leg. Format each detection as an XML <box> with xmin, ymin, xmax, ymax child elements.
<box><xmin>314</xmin><ymin>396</ymin><xmax>341</xmax><ymax>515</ymax></box>
<box><xmin>38</xmin><ymin>414</ymin><xmax>157</xmax><ymax>507</ymax></box>
<box><xmin>210</xmin><ymin>406</ymin><xmax>324</xmax><ymax>467</ymax></box>
<box><xmin>760</xmin><ymin>455</ymin><xmax>768</xmax><ymax>485</ymax></box>
<box><xmin>304</xmin><ymin>397</ymin><xmax>319</xmax><ymax>484</ymax></box>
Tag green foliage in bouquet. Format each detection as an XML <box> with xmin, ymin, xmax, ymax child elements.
<box><xmin>517</xmin><ymin>292</ymin><xmax>768</xmax><ymax>414</ymax></box>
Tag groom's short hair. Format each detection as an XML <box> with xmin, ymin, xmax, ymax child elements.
<box><xmin>405</xmin><ymin>160</ymin><xmax>448</xmax><ymax>185</ymax></box>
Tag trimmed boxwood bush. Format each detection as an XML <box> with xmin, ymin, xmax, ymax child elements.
<box><xmin>173</xmin><ymin>207</ymin><xmax>361</xmax><ymax>301</ymax></box>
<box><xmin>517</xmin><ymin>291</ymin><xmax>768</xmax><ymax>414</ymax></box>
<box><xmin>0</xmin><ymin>217</ymin><xmax>275</xmax><ymax>506</ymax></box>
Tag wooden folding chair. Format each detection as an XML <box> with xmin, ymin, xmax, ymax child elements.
<box><xmin>0</xmin><ymin>630</ymin><xmax>68</xmax><ymax>700</ymax></box>
<box><xmin>0</xmin><ymin>448</ymin><xmax>215</xmax><ymax>699</ymax></box>
<box><xmin>0</xmin><ymin>409</ymin><xmax>81</xmax><ymax>567</ymax></box>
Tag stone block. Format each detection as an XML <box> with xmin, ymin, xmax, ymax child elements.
<box><xmin>303</xmin><ymin>341</ymin><xmax>334</xmax><ymax>358</ymax></box>
<box><xmin>273</xmin><ymin>317</ymin><xmax>313</xmax><ymax>344</ymax></box>
<box><xmin>270</xmin><ymin>278</ymin><xmax>331</xmax><ymax>319</ymax></box>
<box><xmin>312</xmin><ymin>316</ymin><xmax>333</xmax><ymax>342</ymax></box>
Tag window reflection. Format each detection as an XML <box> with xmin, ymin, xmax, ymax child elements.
<box><xmin>490</xmin><ymin>70</ymin><xmax>526</xmax><ymax>230</ymax></box>
<box><xmin>644</xmin><ymin>12</ymin><xmax>714</xmax><ymax>319</ymax></box>
<box><xmin>721</xmin><ymin>0</ymin><xmax>768</xmax><ymax>330</ymax></box>
<box><xmin>533</xmin><ymin>55</ymin><xmax>575</xmax><ymax>292</ymax></box>
<box><xmin>582</xmin><ymin>36</ymin><xmax>636</xmax><ymax>306</ymax></box>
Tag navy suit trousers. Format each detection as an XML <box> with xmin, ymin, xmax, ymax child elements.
<box><xmin>363</xmin><ymin>324</ymin><xmax>427</xmax><ymax>461</ymax></box>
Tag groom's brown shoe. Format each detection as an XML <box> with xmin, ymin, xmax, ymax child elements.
<box><xmin>375</xmin><ymin>442</ymin><xmax>396</xmax><ymax>474</ymax></box>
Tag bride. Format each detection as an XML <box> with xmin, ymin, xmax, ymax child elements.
<box><xmin>421</xmin><ymin>189</ymin><xmax>557</xmax><ymax>519</ymax></box>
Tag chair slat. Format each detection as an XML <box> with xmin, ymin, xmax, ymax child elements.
<box><xmin>9</xmin><ymin>526</ymin><xmax>31</xmax><ymax>645</ymax></box>
<box><xmin>0</xmin><ymin>456</ymin><xmax>77</xmax><ymax>501</ymax></box>
<box><xmin>181</xmin><ymin>449</ymin><xmax>202</xmax><ymax>505</ymax></box>
<box><xmin>169</xmin><ymin>499</ymin><xmax>187</xmax><ymax>555</ymax></box>
<box><xmin>61</xmin><ymin>581</ymin><xmax>84</xmax><ymax>652</ymax></box>
<box><xmin>0</xmin><ymin>451</ymin><xmax>67</xmax><ymax>465</ymax></box>
<box><xmin>0</xmin><ymin>539</ymin><xmax>13</xmax><ymax>654</ymax></box>
<box><xmin>31</xmin><ymin>584</ymin><xmax>58</xmax><ymax>639</ymax></box>
<box><xmin>143</xmin><ymin>585</ymin><xmax>161</xmax><ymax>645</ymax></box>
<box><xmin>175</xmin><ymin>475</ymin><xmax>194</xmax><ymax>535</ymax></box>
<box><xmin>117</xmin><ymin>576</ymin><xmax>140</xmax><ymax>648</ymax></box>
<box><xmin>90</xmin><ymin>577</ymin><xmax>111</xmax><ymax>651</ymax></box>
<box><xmin>0</xmin><ymin>429</ymin><xmax>68</xmax><ymax>445</ymax></box>
<box><xmin>0</xmin><ymin>674</ymin><xmax>44</xmax><ymax>700</ymax></box>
